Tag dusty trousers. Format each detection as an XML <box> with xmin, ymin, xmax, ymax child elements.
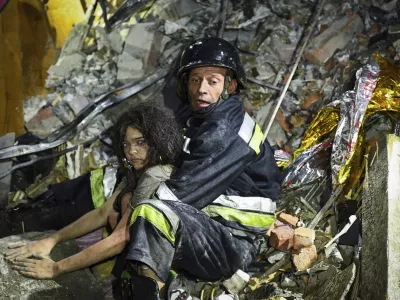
<box><xmin>124</xmin><ymin>200</ymin><xmax>261</xmax><ymax>282</ymax></box>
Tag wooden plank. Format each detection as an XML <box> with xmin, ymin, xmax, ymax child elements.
<box><xmin>0</xmin><ymin>0</ymin><xmax>24</xmax><ymax>136</ymax></box>
<box><xmin>0</xmin><ymin>14</ymin><xmax>6</xmax><ymax>135</ymax></box>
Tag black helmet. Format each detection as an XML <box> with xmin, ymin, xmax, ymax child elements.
<box><xmin>177</xmin><ymin>37</ymin><xmax>247</xmax><ymax>90</ymax></box>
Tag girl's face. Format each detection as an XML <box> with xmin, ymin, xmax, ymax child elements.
<box><xmin>122</xmin><ymin>126</ymin><xmax>149</xmax><ymax>171</ymax></box>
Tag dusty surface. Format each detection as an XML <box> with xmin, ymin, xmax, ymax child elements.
<box><xmin>0</xmin><ymin>232</ymin><xmax>104</xmax><ymax>300</ymax></box>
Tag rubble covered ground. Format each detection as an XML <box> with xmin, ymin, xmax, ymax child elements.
<box><xmin>1</xmin><ymin>0</ymin><xmax>400</xmax><ymax>299</ymax></box>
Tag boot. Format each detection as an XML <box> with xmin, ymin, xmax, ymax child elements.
<box><xmin>129</xmin><ymin>275</ymin><xmax>162</xmax><ymax>300</ymax></box>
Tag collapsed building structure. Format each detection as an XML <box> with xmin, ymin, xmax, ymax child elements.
<box><xmin>1</xmin><ymin>0</ymin><xmax>400</xmax><ymax>299</ymax></box>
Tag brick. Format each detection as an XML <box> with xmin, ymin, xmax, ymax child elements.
<box><xmin>305</xmin><ymin>14</ymin><xmax>364</xmax><ymax>65</ymax></box>
<box><xmin>293</xmin><ymin>227</ymin><xmax>315</xmax><ymax>250</ymax></box>
<box><xmin>269</xmin><ymin>225</ymin><xmax>294</xmax><ymax>251</ymax></box>
<box><xmin>292</xmin><ymin>245</ymin><xmax>318</xmax><ymax>271</ymax></box>
<box><xmin>277</xmin><ymin>213</ymin><xmax>299</xmax><ymax>227</ymax></box>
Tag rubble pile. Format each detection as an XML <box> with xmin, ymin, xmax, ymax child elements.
<box><xmin>1</xmin><ymin>0</ymin><xmax>400</xmax><ymax>299</ymax></box>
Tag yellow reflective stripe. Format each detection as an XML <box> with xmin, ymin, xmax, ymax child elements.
<box><xmin>249</xmin><ymin>123</ymin><xmax>263</xmax><ymax>155</ymax></box>
<box><xmin>90</xmin><ymin>168</ymin><xmax>105</xmax><ymax>209</ymax></box>
<box><xmin>204</xmin><ymin>205</ymin><xmax>275</xmax><ymax>229</ymax></box>
<box><xmin>130</xmin><ymin>204</ymin><xmax>175</xmax><ymax>245</ymax></box>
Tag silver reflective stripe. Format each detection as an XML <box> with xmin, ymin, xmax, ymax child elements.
<box><xmin>212</xmin><ymin>195</ymin><xmax>276</xmax><ymax>214</ymax></box>
<box><xmin>183</xmin><ymin>137</ymin><xmax>191</xmax><ymax>154</ymax></box>
<box><xmin>238</xmin><ymin>113</ymin><xmax>255</xmax><ymax>144</ymax></box>
<box><xmin>156</xmin><ymin>182</ymin><xmax>180</xmax><ymax>201</ymax></box>
<box><xmin>139</xmin><ymin>199</ymin><xmax>180</xmax><ymax>234</ymax></box>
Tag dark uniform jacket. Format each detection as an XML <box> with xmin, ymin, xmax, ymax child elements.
<box><xmin>158</xmin><ymin>94</ymin><xmax>281</xmax><ymax>210</ymax></box>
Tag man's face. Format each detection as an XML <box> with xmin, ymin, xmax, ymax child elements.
<box><xmin>187</xmin><ymin>66</ymin><xmax>237</xmax><ymax>111</ymax></box>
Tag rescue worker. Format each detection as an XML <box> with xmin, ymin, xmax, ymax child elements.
<box><xmin>125</xmin><ymin>37</ymin><xmax>281</xmax><ymax>299</ymax></box>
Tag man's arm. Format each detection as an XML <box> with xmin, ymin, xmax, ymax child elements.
<box><xmin>5</xmin><ymin>189</ymin><xmax>120</xmax><ymax>261</ymax></box>
<box><xmin>12</xmin><ymin>206</ymin><xmax>132</xmax><ymax>279</ymax></box>
<box><xmin>159</xmin><ymin>119</ymin><xmax>254</xmax><ymax>209</ymax></box>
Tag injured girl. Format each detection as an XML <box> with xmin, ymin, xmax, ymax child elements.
<box><xmin>4</xmin><ymin>103</ymin><xmax>183</xmax><ymax>283</ymax></box>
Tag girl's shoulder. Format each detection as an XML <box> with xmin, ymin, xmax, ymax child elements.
<box><xmin>142</xmin><ymin>164</ymin><xmax>174</xmax><ymax>181</ymax></box>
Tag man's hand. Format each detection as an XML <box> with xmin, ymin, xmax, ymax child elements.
<box><xmin>4</xmin><ymin>238</ymin><xmax>56</xmax><ymax>262</ymax></box>
<box><xmin>11</xmin><ymin>256</ymin><xmax>59</xmax><ymax>279</ymax></box>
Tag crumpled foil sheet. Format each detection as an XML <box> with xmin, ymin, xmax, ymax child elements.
<box><xmin>287</xmin><ymin>54</ymin><xmax>400</xmax><ymax>188</ymax></box>
<box><xmin>331</xmin><ymin>56</ymin><xmax>380</xmax><ymax>185</ymax></box>
<box><xmin>281</xmin><ymin>138</ymin><xmax>332</xmax><ymax>190</ymax></box>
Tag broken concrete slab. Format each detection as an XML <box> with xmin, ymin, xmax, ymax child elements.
<box><xmin>0</xmin><ymin>232</ymin><xmax>104</xmax><ymax>300</ymax></box>
<box><xmin>124</xmin><ymin>23</ymin><xmax>156</xmax><ymax>59</ymax></box>
<box><xmin>305</xmin><ymin>14</ymin><xmax>364</xmax><ymax>65</ymax></box>
<box><xmin>362</xmin><ymin>134</ymin><xmax>400</xmax><ymax>299</ymax></box>
<box><xmin>0</xmin><ymin>133</ymin><xmax>15</xmax><ymax>209</ymax></box>
<box><xmin>305</xmin><ymin>263</ymin><xmax>356</xmax><ymax>300</ymax></box>
<box><xmin>60</xmin><ymin>23</ymin><xmax>90</xmax><ymax>55</ymax></box>
<box><xmin>96</xmin><ymin>26</ymin><xmax>124</xmax><ymax>54</ymax></box>
<box><xmin>46</xmin><ymin>53</ymin><xmax>86</xmax><ymax>88</ymax></box>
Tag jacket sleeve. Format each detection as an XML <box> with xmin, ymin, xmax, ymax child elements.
<box><xmin>157</xmin><ymin>119</ymin><xmax>255</xmax><ymax>209</ymax></box>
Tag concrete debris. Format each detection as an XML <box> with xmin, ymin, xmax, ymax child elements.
<box><xmin>0</xmin><ymin>232</ymin><xmax>104</xmax><ymax>300</ymax></box>
<box><xmin>278</xmin><ymin>212</ymin><xmax>299</xmax><ymax>227</ymax></box>
<box><xmin>305</xmin><ymin>14</ymin><xmax>364</xmax><ymax>65</ymax></box>
<box><xmin>3</xmin><ymin>0</ymin><xmax>400</xmax><ymax>298</ymax></box>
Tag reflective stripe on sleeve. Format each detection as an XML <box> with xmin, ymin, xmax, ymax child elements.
<box><xmin>238</xmin><ymin>113</ymin><xmax>254</xmax><ymax>144</ymax></box>
<box><xmin>130</xmin><ymin>202</ymin><xmax>179</xmax><ymax>245</ymax></box>
<box><xmin>249</xmin><ymin>123</ymin><xmax>263</xmax><ymax>154</ymax></box>
<box><xmin>212</xmin><ymin>195</ymin><xmax>276</xmax><ymax>215</ymax></box>
<box><xmin>90</xmin><ymin>168</ymin><xmax>106</xmax><ymax>209</ymax></box>
<box><xmin>138</xmin><ymin>200</ymin><xmax>180</xmax><ymax>234</ymax></box>
<box><xmin>202</xmin><ymin>205</ymin><xmax>275</xmax><ymax>229</ymax></box>
<box><xmin>238</xmin><ymin>113</ymin><xmax>263</xmax><ymax>155</ymax></box>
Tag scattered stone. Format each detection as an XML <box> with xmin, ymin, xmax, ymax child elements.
<box><xmin>269</xmin><ymin>225</ymin><xmax>294</xmax><ymax>251</ymax></box>
<box><xmin>278</xmin><ymin>212</ymin><xmax>299</xmax><ymax>227</ymax></box>
<box><xmin>292</xmin><ymin>245</ymin><xmax>318</xmax><ymax>271</ymax></box>
<box><xmin>266</xmin><ymin>250</ymin><xmax>287</xmax><ymax>264</ymax></box>
<box><xmin>294</xmin><ymin>227</ymin><xmax>315</xmax><ymax>250</ymax></box>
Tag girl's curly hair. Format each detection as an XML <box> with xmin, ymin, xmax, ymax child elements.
<box><xmin>114</xmin><ymin>103</ymin><xmax>183</xmax><ymax>172</ymax></box>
